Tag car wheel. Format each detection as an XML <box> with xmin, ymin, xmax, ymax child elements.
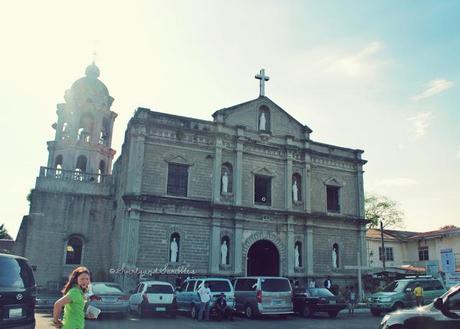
<box><xmin>302</xmin><ymin>305</ymin><xmax>313</xmax><ymax>318</ymax></box>
<box><xmin>393</xmin><ymin>302</ymin><xmax>404</xmax><ymax>311</ymax></box>
<box><xmin>371</xmin><ymin>309</ymin><xmax>381</xmax><ymax>316</ymax></box>
<box><xmin>190</xmin><ymin>304</ymin><xmax>197</xmax><ymax>319</ymax></box>
<box><xmin>328</xmin><ymin>311</ymin><xmax>339</xmax><ymax>318</ymax></box>
<box><xmin>245</xmin><ymin>304</ymin><xmax>255</xmax><ymax>319</ymax></box>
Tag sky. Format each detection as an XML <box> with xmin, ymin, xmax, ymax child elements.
<box><xmin>0</xmin><ymin>0</ymin><xmax>459</xmax><ymax>238</ymax></box>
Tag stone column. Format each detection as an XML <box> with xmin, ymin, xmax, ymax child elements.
<box><xmin>359</xmin><ymin>225</ymin><xmax>368</xmax><ymax>268</ymax></box>
<box><xmin>234</xmin><ymin>217</ymin><xmax>244</xmax><ymax>275</ymax></box>
<box><xmin>125</xmin><ymin>124</ymin><xmax>146</xmax><ymax>194</ymax></box>
<box><xmin>209</xmin><ymin>216</ymin><xmax>221</xmax><ymax>274</ymax></box>
<box><xmin>304</xmin><ymin>151</ymin><xmax>312</xmax><ymax>213</ymax></box>
<box><xmin>357</xmin><ymin>164</ymin><xmax>365</xmax><ymax>218</ymax></box>
<box><xmin>285</xmin><ymin>149</ymin><xmax>293</xmax><ymax>210</ymax></box>
<box><xmin>235</xmin><ymin>126</ymin><xmax>245</xmax><ymax>205</ymax></box>
<box><xmin>213</xmin><ymin>137</ymin><xmax>223</xmax><ymax>202</ymax></box>
<box><xmin>305</xmin><ymin>220</ymin><xmax>314</xmax><ymax>275</ymax></box>
<box><xmin>287</xmin><ymin>215</ymin><xmax>295</xmax><ymax>276</ymax></box>
<box><xmin>120</xmin><ymin>202</ymin><xmax>141</xmax><ymax>267</ymax></box>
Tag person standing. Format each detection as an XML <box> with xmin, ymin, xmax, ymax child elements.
<box><xmin>324</xmin><ymin>276</ymin><xmax>332</xmax><ymax>291</ymax></box>
<box><xmin>413</xmin><ymin>283</ymin><xmax>424</xmax><ymax>307</ymax></box>
<box><xmin>197</xmin><ymin>282</ymin><xmax>212</xmax><ymax>321</ymax></box>
<box><xmin>53</xmin><ymin>266</ymin><xmax>93</xmax><ymax>328</ymax></box>
<box><xmin>348</xmin><ymin>286</ymin><xmax>357</xmax><ymax>315</ymax></box>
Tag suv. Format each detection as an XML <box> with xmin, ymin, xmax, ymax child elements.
<box><xmin>369</xmin><ymin>277</ymin><xmax>446</xmax><ymax>316</ymax></box>
<box><xmin>175</xmin><ymin>277</ymin><xmax>234</xmax><ymax>318</ymax></box>
<box><xmin>0</xmin><ymin>253</ymin><xmax>36</xmax><ymax>329</ymax></box>
<box><xmin>233</xmin><ymin>276</ymin><xmax>293</xmax><ymax>319</ymax></box>
<box><xmin>129</xmin><ymin>281</ymin><xmax>176</xmax><ymax>318</ymax></box>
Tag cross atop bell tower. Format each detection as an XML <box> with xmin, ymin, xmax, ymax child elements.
<box><xmin>255</xmin><ymin>68</ymin><xmax>270</xmax><ymax>97</ymax></box>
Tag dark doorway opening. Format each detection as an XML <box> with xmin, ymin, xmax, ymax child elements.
<box><xmin>247</xmin><ymin>240</ymin><xmax>279</xmax><ymax>276</ymax></box>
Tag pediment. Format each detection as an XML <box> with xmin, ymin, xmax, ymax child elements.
<box><xmin>213</xmin><ymin>96</ymin><xmax>312</xmax><ymax>140</ymax></box>
<box><xmin>164</xmin><ymin>155</ymin><xmax>192</xmax><ymax>166</ymax></box>
<box><xmin>252</xmin><ymin>166</ymin><xmax>276</xmax><ymax>177</ymax></box>
<box><xmin>323</xmin><ymin>177</ymin><xmax>344</xmax><ymax>187</ymax></box>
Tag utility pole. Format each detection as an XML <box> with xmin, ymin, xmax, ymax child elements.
<box><xmin>380</xmin><ymin>221</ymin><xmax>386</xmax><ymax>271</ymax></box>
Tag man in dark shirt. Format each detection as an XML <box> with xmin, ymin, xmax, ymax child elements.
<box><xmin>215</xmin><ymin>293</ymin><xmax>233</xmax><ymax>321</ymax></box>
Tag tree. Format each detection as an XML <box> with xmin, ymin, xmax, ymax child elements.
<box><xmin>0</xmin><ymin>224</ymin><xmax>12</xmax><ymax>239</ymax></box>
<box><xmin>365</xmin><ymin>194</ymin><xmax>405</xmax><ymax>229</ymax></box>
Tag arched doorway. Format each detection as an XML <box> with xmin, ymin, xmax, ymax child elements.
<box><xmin>247</xmin><ymin>240</ymin><xmax>279</xmax><ymax>276</ymax></box>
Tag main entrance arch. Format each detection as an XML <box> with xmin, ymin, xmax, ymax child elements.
<box><xmin>246</xmin><ymin>240</ymin><xmax>280</xmax><ymax>276</ymax></box>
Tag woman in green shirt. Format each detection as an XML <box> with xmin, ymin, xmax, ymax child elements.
<box><xmin>53</xmin><ymin>266</ymin><xmax>92</xmax><ymax>328</ymax></box>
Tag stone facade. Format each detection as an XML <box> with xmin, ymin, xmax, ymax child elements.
<box><xmin>14</xmin><ymin>64</ymin><xmax>368</xmax><ymax>292</ymax></box>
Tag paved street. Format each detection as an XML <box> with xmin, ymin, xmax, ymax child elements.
<box><xmin>36</xmin><ymin>311</ymin><xmax>381</xmax><ymax>329</ymax></box>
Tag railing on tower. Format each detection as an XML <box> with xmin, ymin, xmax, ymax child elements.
<box><xmin>39</xmin><ymin>166</ymin><xmax>107</xmax><ymax>184</ymax></box>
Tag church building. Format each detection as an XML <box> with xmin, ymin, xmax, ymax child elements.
<box><xmin>14</xmin><ymin>64</ymin><xmax>368</xmax><ymax>291</ymax></box>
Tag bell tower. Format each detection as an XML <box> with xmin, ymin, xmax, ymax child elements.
<box><xmin>46</xmin><ymin>62</ymin><xmax>117</xmax><ymax>179</ymax></box>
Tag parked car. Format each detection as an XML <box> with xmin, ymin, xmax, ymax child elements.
<box><xmin>0</xmin><ymin>253</ymin><xmax>36</xmax><ymax>329</ymax></box>
<box><xmin>86</xmin><ymin>282</ymin><xmax>129</xmax><ymax>317</ymax></box>
<box><xmin>129</xmin><ymin>281</ymin><xmax>176</xmax><ymax>318</ymax></box>
<box><xmin>175</xmin><ymin>277</ymin><xmax>234</xmax><ymax>318</ymax></box>
<box><xmin>293</xmin><ymin>287</ymin><xmax>347</xmax><ymax>318</ymax></box>
<box><xmin>379</xmin><ymin>284</ymin><xmax>460</xmax><ymax>329</ymax></box>
<box><xmin>368</xmin><ymin>277</ymin><xmax>446</xmax><ymax>316</ymax></box>
<box><xmin>233</xmin><ymin>276</ymin><xmax>293</xmax><ymax>319</ymax></box>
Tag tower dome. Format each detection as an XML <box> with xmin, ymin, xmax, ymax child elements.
<box><xmin>65</xmin><ymin>63</ymin><xmax>113</xmax><ymax>109</ymax></box>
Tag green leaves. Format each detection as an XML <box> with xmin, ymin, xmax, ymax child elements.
<box><xmin>365</xmin><ymin>194</ymin><xmax>405</xmax><ymax>229</ymax></box>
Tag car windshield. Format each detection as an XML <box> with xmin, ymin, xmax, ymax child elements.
<box><xmin>382</xmin><ymin>281</ymin><xmax>407</xmax><ymax>292</ymax></box>
<box><xmin>146</xmin><ymin>285</ymin><xmax>174</xmax><ymax>294</ymax></box>
<box><xmin>207</xmin><ymin>280</ymin><xmax>231</xmax><ymax>292</ymax></box>
<box><xmin>0</xmin><ymin>257</ymin><xmax>35</xmax><ymax>289</ymax></box>
<box><xmin>261</xmin><ymin>279</ymin><xmax>291</xmax><ymax>292</ymax></box>
<box><xmin>308</xmin><ymin>288</ymin><xmax>334</xmax><ymax>297</ymax></box>
<box><xmin>92</xmin><ymin>283</ymin><xmax>124</xmax><ymax>294</ymax></box>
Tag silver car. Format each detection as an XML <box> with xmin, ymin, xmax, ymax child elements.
<box><xmin>234</xmin><ymin>276</ymin><xmax>293</xmax><ymax>318</ymax></box>
<box><xmin>86</xmin><ymin>282</ymin><xmax>130</xmax><ymax>317</ymax></box>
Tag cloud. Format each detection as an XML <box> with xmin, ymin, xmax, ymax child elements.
<box><xmin>407</xmin><ymin>112</ymin><xmax>433</xmax><ymax>140</ymax></box>
<box><xmin>376</xmin><ymin>178</ymin><xmax>418</xmax><ymax>187</ymax></box>
<box><xmin>411</xmin><ymin>79</ymin><xmax>454</xmax><ymax>101</ymax></box>
<box><xmin>456</xmin><ymin>146</ymin><xmax>460</xmax><ymax>159</ymax></box>
<box><xmin>320</xmin><ymin>41</ymin><xmax>383</xmax><ymax>79</ymax></box>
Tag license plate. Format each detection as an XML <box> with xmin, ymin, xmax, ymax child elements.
<box><xmin>104</xmin><ymin>297</ymin><xmax>116</xmax><ymax>303</ymax></box>
<box><xmin>155</xmin><ymin>307</ymin><xmax>166</xmax><ymax>312</ymax></box>
<box><xmin>271</xmin><ymin>300</ymin><xmax>282</xmax><ymax>305</ymax></box>
<box><xmin>330</xmin><ymin>300</ymin><xmax>336</xmax><ymax>304</ymax></box>
<box><xmin>9</xmin><ymin>308</ymin><xmax>23</xmax><ymax>318</ymax></box>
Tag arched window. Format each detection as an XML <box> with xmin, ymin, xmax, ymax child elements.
<box><xmin>258</xmin><ymin>106</ymin><xmax>270</xmax><ymax>132</ymax></box>
<box><xmin>97</xmin><ymin>160</ymin><xmax>106</xmax><ymax>183</ymax></box>
<box><xmin>76</xmin><ymin>155</ymin><xmax>87</xmax><ymax>172</ymax></box>
<box><xmin>99</xmin><ymin>118</ymin><xmax>111</xmax><ymax>145</ymax></box>
<box><xmin>332</xmin><ymin>243</ymin><xmax>339</xmax><ymax>268</ymax></box>
<box><xmin>292</xmin><ymin>173</ymin><xmax>302</xmax><ymax>202</ymax></box>
<box><xmin>169</xmin><ymin>233</ymin><xmax>180</xmax><ymax>263</ymax></box>
<box><xmin>294</xmin><ymin>241</ymin><xmax>302</xmax><ymax>267</ymax></box>
<box><xmin>221</xmin><ymin>163</ymin><xmax>233</xmax><ymax>194</ymax></box>
<box><xmin>77</xmin><ymin>113</ymin><xmax>94</xmax><ymax>142</ymax></box>
<box><xmin>55</xmin><ymin>155</ymin><xmax>63</xmax><ymax>178</ymax></box>
<box><xmin>65</xmin><ymin>236</ymin><xmax>83</xmax><ymax>264</ymax></box>
<box><xmin>221</xmin><ymin>236</ymin><xmax>230</xmax><ymax>265</ymax></box>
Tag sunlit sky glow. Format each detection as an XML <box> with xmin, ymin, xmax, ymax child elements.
<box><xmin>0</xmin><ymin>1</ymin><xmax>459</xmax><ymax>238</ymax></box>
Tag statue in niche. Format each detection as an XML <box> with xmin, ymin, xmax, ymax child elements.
<box><xmin>222</xmin><ymin>171</ymin><xmax>229</xmax><ymax>193</ymax></box>
<box><xmin>294</xmin><ymin>244</ymin><xmax>300</xmax><ymax>267</ymax></box>
<box><xmin>259</xmin><ymin>112</ymin><xmax>266</xmax><ymax>131</ymax></box>
<box><xmin>292</xmin><ymin>180</ymin><xmax>299</xmax><ymax>202</ymax></box>
<box><xmin>170</xmin><ymin>237</ymin><xmax>178</xmax><ymax>263</ymax></box>
<box><xmin>221</xmin><ymin>240</ymin><xmax>228</xmax><ymax>265</ymax></box>
<box><xmin>332</xmin><ymin>246</ymin><xmax>338</xmax><ymax>268</ymax></box>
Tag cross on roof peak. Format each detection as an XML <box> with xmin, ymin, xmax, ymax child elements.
<box><xmin>255</xmin><ymin>69</ymin><xmax>270</xmax><ymax>97</ymax></box>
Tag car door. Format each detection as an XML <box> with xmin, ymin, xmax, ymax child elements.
<box><xmin>176</xmin><ymin>282</ymin><xmax>189</xmax><ymax>310</ymax></box>
<box><xmin>184</xmin><ymin>280</ymin><xmax>196</xmax><ymax>311</ymax></box>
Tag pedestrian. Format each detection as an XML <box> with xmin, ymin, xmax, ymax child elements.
<box><xmin>324</xmin><ymin>276</ymin><xmax>332</xmax><ymax>291</ymax></box>
<box><xmin>197</xmin><ymin>282</ymin><xmax>212</xmax><ymax>321</ymax></box>
<box><xmin>215</xmin><ymin>292</ymin><xmax>234</xmax><ymax>321</ymax></box>
<box><xmin>413</xmin><ymin>283</ymin><xmax>424</xmax><ymax>307</ymax></box>
<box><xmin>348</xmin><ymin>286</ymin><xmax>357</xmax><ymax>315</ymax></box>
<box><xmin>53</xmin><ymin>266</ymin><xmax>93</xmax><ymax>328</ymax></box>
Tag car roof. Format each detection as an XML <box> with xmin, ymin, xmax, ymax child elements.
<box><xmin>186</xmin><ymin>277</ymin><xmax>231</xmax><ymax>281</ymax></box>
<box><xmin>235</xmin><ymin>276</ymin><xmax>289</xmax><ymax>279</ymax></box>
<box><xmin>0</xmin><ymin>253</ymin><xmax>29</xmax><ymax>261</ymax></box>
<box><xmin>139</xmin><ymin>281</ymin><xmax>173</xmax><ymax>285</ymax></box>
<box><xmin>91</xmin><ymin>282</ymin><xmax>122</xmax><ymax>285</ymax></box>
